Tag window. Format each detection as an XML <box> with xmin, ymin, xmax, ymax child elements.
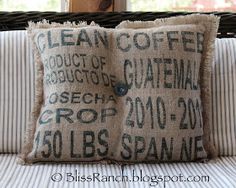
<box><xmin>1</xmin><ymin>0</ymin><xmax>236</xmax><ymax>12</ymax></box>
<box><xmin>0</xmin><ymin>0</ymin><xmax>62</xmax><ymax>11</ymax></box>
<box><xmin>127</xmin><ymin>0</ymin><xmax>236</xmax><ymax>12</ymax></box>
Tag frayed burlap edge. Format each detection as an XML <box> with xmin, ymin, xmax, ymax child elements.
<box><xmin>17</xmin><ymin>20</ymin><xmax>101</xmax><ymax>165</ymax></box>
<box><xmin>117</xmin><ymin>14</ymin><xmax>220</xmax><ymax>160</ymax></box>
<box><xmin>27</xmin><ymin>19</ymin><xmax>99</xmax><ymax>30</ymax></box>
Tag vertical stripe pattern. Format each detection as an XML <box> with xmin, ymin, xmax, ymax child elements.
<box><xmin>0</xmin><ymin>154</ymin><xmax>235</xmax><ymax>188</ymax></box>
<box><xmin>123</xmin><ymin>156</ymin><xmax>236</xmax><ymax>188</ymax></box>
<box><xmin>0</xmin><ymin>32</ymin><xmax>235</xmax><ymax>156</ymax></box>
<box><xmin>0</xmin><ymin>31</ymin><xmax>34</xmax><ymax>153</ymax></box>
<box><xmin>211</xmin><ymin>38</ymin><xmax>236</xmax><ymax>156</ymax></box>
<box><xmin>0</xmin><ymin>155</ymin><xmax>124</xmax><ymax>188</ymax></box>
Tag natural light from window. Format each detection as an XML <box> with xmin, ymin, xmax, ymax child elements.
<box><xmin>0</xmin><ymin>0</ymin><xmax>61</xmax><ymax>11</ymax></box>
<box><xmin>128</xmin><ymin>0</ymin><xmax>236</xmax><ymax>12</ymax></box>
<box><xmin>0</xmin><ymin>0</ymin><xmax>236</xmax><ymax>12</ymax></box>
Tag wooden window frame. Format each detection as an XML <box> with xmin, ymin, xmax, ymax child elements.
<box><xmin>68</xmin><ymin>0</ymin><xmax>126</xmax><ymax>12</ymax></box>
<box><xmin>114</xmin><ymin>0</ymin><xmax>126</xmax><ymax>11</ymax></box>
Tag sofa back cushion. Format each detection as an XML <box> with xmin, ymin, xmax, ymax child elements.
<box><xmin>0</xmin><ymin>31</ymin><xmax>34</xmax><ymax>153</ymax></box>
<box><xmin>0</xmin><ymin>31</ymin><xmax>235</xmax><ymax>157</ymax></box>
<box><xmin>212</xmin><ymin>38</ymin><xmax>236</xmax><ymax>156</ymax></box>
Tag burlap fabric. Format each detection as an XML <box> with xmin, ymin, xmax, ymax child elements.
<box><xmin>18</xmin><ymin>14</ymin><xmax>219</xmax><ymax>164</ymax></box>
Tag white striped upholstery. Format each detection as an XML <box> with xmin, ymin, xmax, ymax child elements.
<box><xmin>0</xmin><ymin>155</ymin><xmax>123</xmax><ymax>188</ymax></box>
<box><xmin>0</xmin><ymin>31</ymin><xmax>235</xmax><ymax>157</ymax></box>
<box><xmin>0</xmin><ymin>31</ymin><xmax>34</xmax><ymax>153</ymax></box>
<box><xmin>212</xmin><ymin>38</ymin><xmax>236</xmax><ymax>156</ymax></box>
<box><xmin>124</xmin><ymin>157</ymin><xmax>236</xmax><ymax>188</ymax></box>
<box><xmin>0</xmin><ymin>154</ymin><xmax>235</xmax><ymax>188</ymax></box>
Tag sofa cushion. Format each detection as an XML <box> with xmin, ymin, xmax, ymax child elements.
<box><xmin>0</xmin><ymin>154</ymin><xmax>235</xmax><ymax>188</ymax></box>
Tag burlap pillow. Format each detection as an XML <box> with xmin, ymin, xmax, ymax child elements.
<box><xmin>18</xmin><ymin>14</ymin><xmax>219</xmax><ymax>164</ymax></box>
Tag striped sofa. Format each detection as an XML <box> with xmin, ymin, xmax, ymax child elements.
<box><xmin>0</xmin><ymin>12</ymin><xmax>236</xmax><ymax>188</ymax></box>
